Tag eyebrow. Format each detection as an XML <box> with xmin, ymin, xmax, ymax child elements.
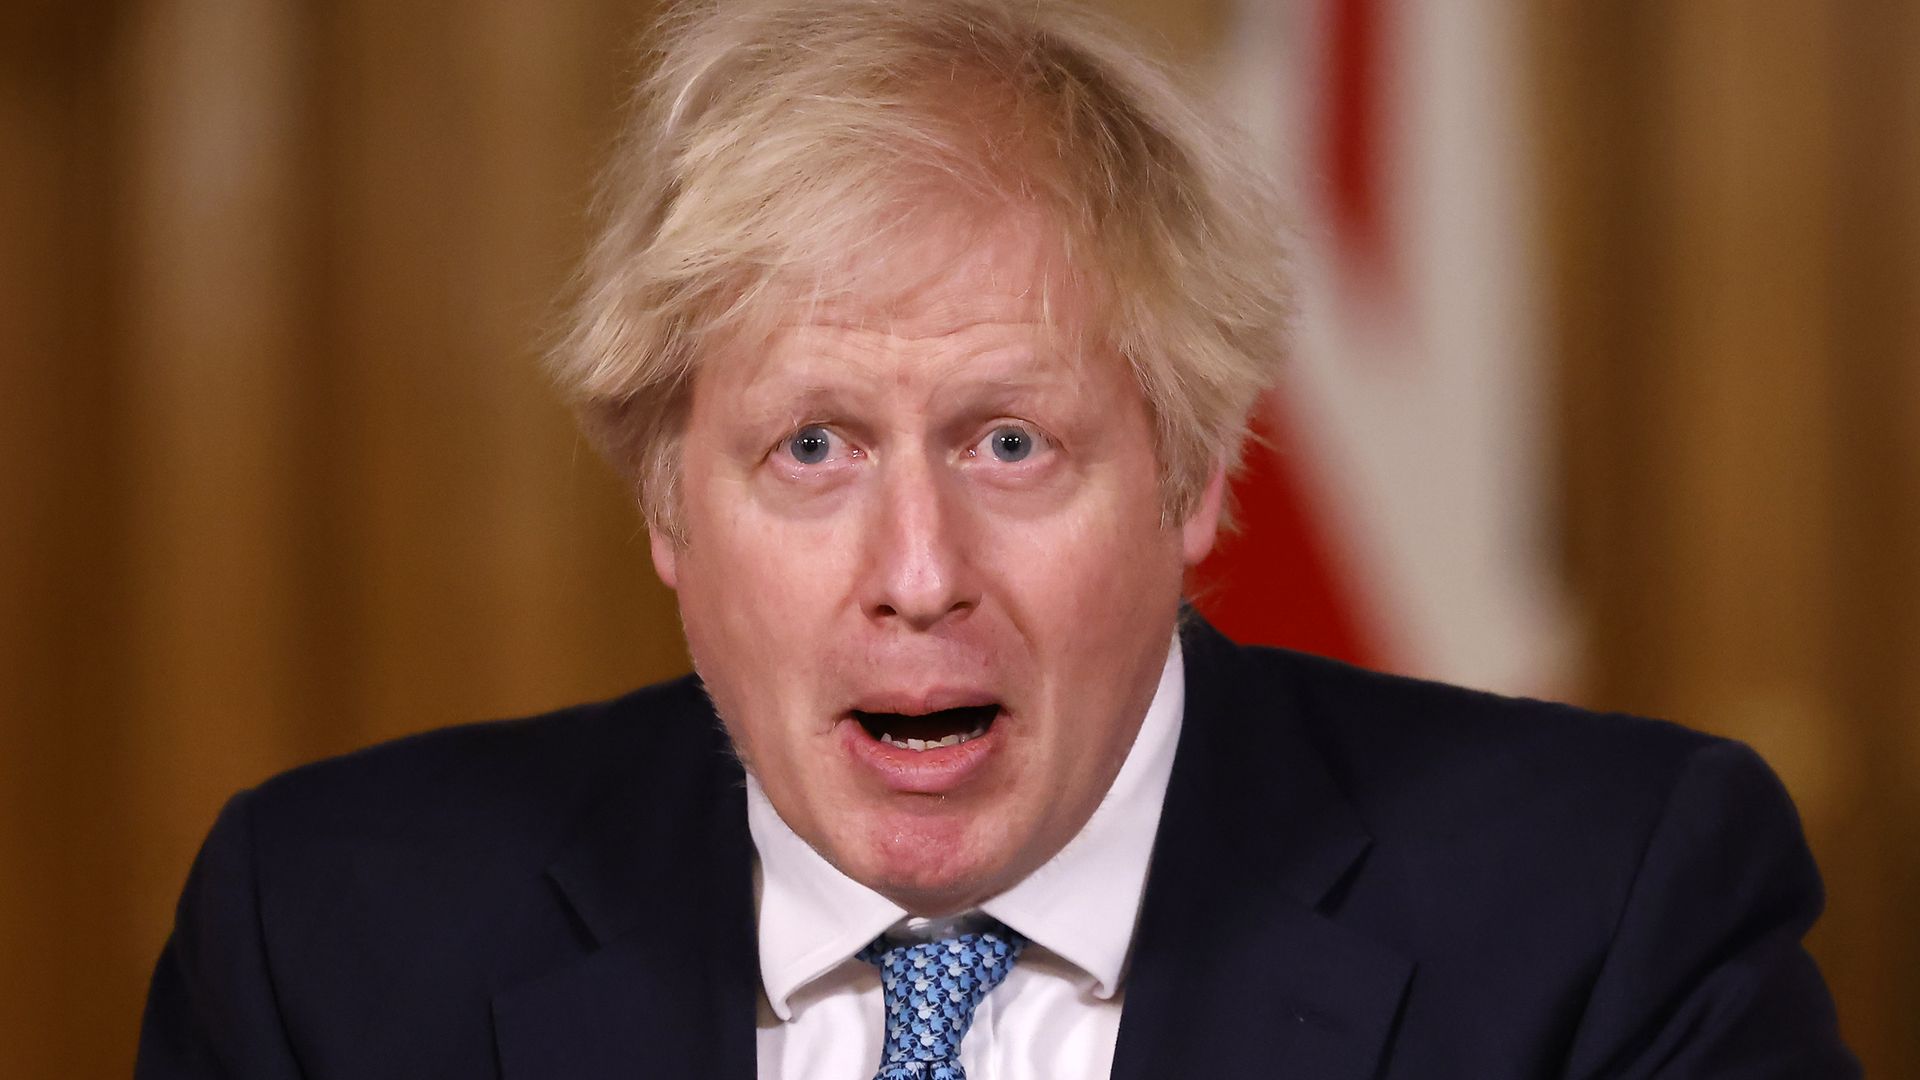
<box><xmin>734</xmin><ymin>382</ymin><xmax>859</xmax><ymax>426</ymax></box>
<box><xmin>737</xmin><ymin>365</ymin><xmax>1077</xmax><ymax>416</ymax></box>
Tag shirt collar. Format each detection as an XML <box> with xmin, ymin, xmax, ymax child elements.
<box><xmin>979</xmin><ymin>634</ymin><xmax>1183</xmax><ymax>999</ymax></box>
<box><xmin>747</xmin><ymin>781</ymin><xmax>905</xmax><ymax>1021</ymax></box>
<box><xmin>747</xmin><ymin>632</ymin><xmax>1185</xmax><ymax>1015</ymax></box>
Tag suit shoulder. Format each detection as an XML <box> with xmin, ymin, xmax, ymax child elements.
<box><xmin>1220</xmin><ymin>644</ymin><xmax>1816</xmax><ymax>965</ymax></box>
<box><xmin>1230</xmin><ymin>644</ymin><xmax>1737</xmax><ymax>836</ymax></box>
<box><xmin>240</xmin><ymin>674</ymin><xmax>717</xmax><ymax>861</ymax></box>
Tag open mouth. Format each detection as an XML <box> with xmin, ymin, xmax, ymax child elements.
<box><xmin>850</xmin><ymin>704</ymin><xmax>999</xmax><ymax>752</ymax></box>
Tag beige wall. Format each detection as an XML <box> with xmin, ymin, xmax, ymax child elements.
<box><xmin>3</xmin><ymin>2</ymin><xmax>686</xmax><ymax>1074</ymax></box>
<box><xmin>1536</xmin><ymin>2</ymin><xmax>1920</xmax><ymax>1073</ymax></box>
<box><xmin>2</xmin><ymin>1</ymin><xmax>1912</xmax><ymax>1075</ymax></box>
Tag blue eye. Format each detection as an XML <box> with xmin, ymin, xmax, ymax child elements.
<box><xmin>786</xmin><ymin>425</ymin><xmax>834</xmax><ymax>464</ymax></box>
<box><xmin>986</xmin><ymin>425</ymin><xmax>1035</xmax><ymax>462</ymax></box>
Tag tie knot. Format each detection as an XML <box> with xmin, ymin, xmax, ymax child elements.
<box><xmin>858</xmin><ymin>923</ymin><xmax>1027</xmax><ymax>1080</ymax></box>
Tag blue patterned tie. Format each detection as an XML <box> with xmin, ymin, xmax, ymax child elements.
<box><xmin>857</xmin><ymin>923</ymin><xmax>1028</xmax><ymax>1080</ymax></box>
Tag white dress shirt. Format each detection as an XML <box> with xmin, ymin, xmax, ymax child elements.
<box><xmin>748</xmin><ymin>634</ymin><xmax>1185</xmax><ymax>1080</ymax></box>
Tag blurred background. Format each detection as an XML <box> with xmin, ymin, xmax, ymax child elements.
<box><xmin>2</xmin><ymin>0</ymin><xmax>1913</xmax><ymax>1075</ymax></box>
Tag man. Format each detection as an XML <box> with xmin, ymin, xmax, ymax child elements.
<box><xmin>138</xmin><ymin>1</ymin><xmax>1858</xmax><ymax>1077</ymax></box>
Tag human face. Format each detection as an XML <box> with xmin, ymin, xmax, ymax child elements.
<box><xmin>652</xmin><ymin>219</ymin><xmax>1223</xmax><ymax>916</ymax></box>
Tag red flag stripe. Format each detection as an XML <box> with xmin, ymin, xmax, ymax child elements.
<box><xmin>1192</xmin><ymin>398</ymin><xmax>1379</xmax><ymax>666</ymax></box>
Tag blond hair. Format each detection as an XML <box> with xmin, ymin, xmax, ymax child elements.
<box><xmin>550</xmin><ymin>0</ymin><xmax>1292</xmax><ymax>540</ymax></box>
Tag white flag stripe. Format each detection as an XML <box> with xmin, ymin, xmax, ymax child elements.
<box><xmin>1219</xmin><ymin>0</ymin><xmax>1574</xmax><ymax>696</ymax></box>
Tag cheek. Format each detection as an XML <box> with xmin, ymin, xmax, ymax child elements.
<box><xmin>687</xmin><ymin>501</ymin><xmax>842</xmax><ymax>612</ymax></box>
<box><xmin>982</xmin><ymin>490</ymin><xmax>1181</xmax><ymax>627</ymax></box>
<box><xmin>676</xmin><ymin>505</ymin><xmax>861</xmax><ymax>707</ymax></box>
<box><xmin>974</xmin><ymin>484</ymin><xmax>1181</xmax><ymax>747</ymax></box>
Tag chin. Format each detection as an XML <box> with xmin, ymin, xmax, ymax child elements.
<box><xmin>840</xmin><ymin>808</ymin><xmax>1017</xmax><ymax>915</ymax></box>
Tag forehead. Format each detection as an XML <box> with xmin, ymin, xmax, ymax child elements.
<box><xmin>708</xmin><ymin>207</ymin><xmax>1109</xmax><ymax>386</ymax></box>
<box><xmin>808</xmin><ymin>204</ymin><xmax>1081</xmax><ymax>330</ymax></box>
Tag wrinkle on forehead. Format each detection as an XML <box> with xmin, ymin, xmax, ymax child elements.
<box><xmin>767</xmin><ymin>198</ymin><xmax>1104</xmax><ymax>351</ymax></box>
<box><xmin>721</xmin><ymin>319</ymin><xmax>1092</xmax><ymax>428</ymax></box>
<box><xmin>704</xmin><ymin>237</ymin><xmax>1118</xmax><ymax>436</ymax></box>
<box><xmin>695</xmin><ymin>243</ymin><xmax>1080</xmax><ymax>414</ymax></box>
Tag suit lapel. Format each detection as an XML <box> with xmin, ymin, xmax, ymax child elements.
<box><xmin>488</xmin><ymin>622</ymin><xmax>1410</xmax><ymax>1080</ymax></box>
<box><xmin>1112</xmin><ymin>619</ymin><xmax>1412</xmax><ymax>1080</ymax></box>
<box><xmin>493</xmin><ymin>693</ymin><xmax>759</xmax><ymax>1080</ymax></box>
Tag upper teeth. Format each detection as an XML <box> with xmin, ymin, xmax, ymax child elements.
<box><xmin>881</xmin><ymin>722</ymin><xmax>990</xmax><ymax>752</ymax></box>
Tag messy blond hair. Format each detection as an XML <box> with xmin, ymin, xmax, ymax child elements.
<box><xmin>550</xmin><ymin>0</ymin><xmax>1292</xmax><ymax>540</ymax></box>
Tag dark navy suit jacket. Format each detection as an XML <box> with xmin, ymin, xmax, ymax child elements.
<box><xmin>137</xmin><ymin>619</ymin><xmax>1858</xmax><ymax>1079</ymax></box>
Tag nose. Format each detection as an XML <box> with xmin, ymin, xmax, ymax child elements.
<box><xmin>860</xmin><ymin>456</ymin><xmax>977</xmax><ymax>630</ymax></box>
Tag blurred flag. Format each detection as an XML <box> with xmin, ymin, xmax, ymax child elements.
<box><xmin>1195</xmin><ymin>0</ymin><xmax>1572</xmax><ymax>696</ymax></box>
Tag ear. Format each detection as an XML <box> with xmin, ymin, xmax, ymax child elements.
<box><xmin>1180</xmin><ymin>462</ymin><xmax>1227</xmax><ymax>567</ymax></box>
<box><xmin>649</xmin><ymin>527</ymin><xmax>680</xmax><ymax>589</ymax></box>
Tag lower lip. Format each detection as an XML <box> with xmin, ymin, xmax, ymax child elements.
<box><xmin>840</xmin><ymin>713</ymin><xmax>1003</xmax><ymax>795</ymax></box>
